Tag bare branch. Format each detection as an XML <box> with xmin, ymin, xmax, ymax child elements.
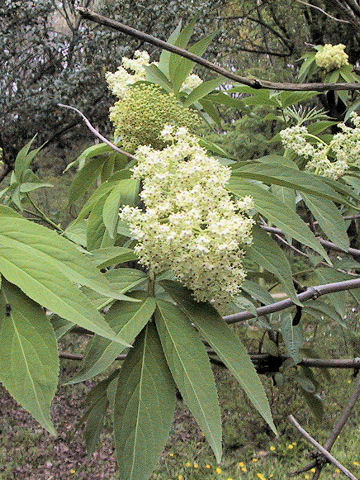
<box><xmin>224</xmin><ymin>277</ymin><xmax>360</xmax><ymax>324</ymax></box>
<box><xmin>289</xmin><ymin>415</ymin><xmax>359</xmax><ymax>480</ymax></box>
<box><xmin>77</xmin><ymin>7</ymin><xmax>360</xmax><ymax>92</ymax></box>
<box><xmin>261</xmin><ymin>225</ymin><xmax>360</xmax><ymax>259</ymax></box>
<box><xmin>294</xmin><ymin>0</ymin><xmax>351</xmax><ymax>23</ymax></box>
<box><xmin>57</xmin><ymin>103</ymin><xmax>137</xmax><ymax>161</ymax></box>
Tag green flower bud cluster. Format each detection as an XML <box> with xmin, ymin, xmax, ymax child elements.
<box><xmin>109</xmin><ymin>83</ymin><xmax>201</xmax><ymax>152</ymax></box>
<box><xmin>315</xmin><ymin>44</ymin><xmax>349</xmax><ymax>72</ymax></box>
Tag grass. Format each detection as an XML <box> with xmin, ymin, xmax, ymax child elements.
<box><xmin>0</xmin><ymin>307</ymin><xmax>360</xmax><ymax>480</ymax></box>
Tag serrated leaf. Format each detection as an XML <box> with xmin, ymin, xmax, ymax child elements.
<box><xmin>158</xmin><ymin>21</ymin><xmax>183</xmax><ymax>77</ymax></box>
<box><xmin>67</xmin><ymin>292</ymin><xmax>156</xmax><ymax>384</ymax></box>
<box><xmin>50</xmin><ymin>316</ymin><xmax>74</xmax><ymax>340</ymax></box>
<box><xmin>102</xmin><ymin>186</ymin><xmax>122</xmax><ymax>238</ymax></box>
<box><xmin>155</xmin><ymin>299</ymin><xmax>222</xmax><ymax>462</ymax></box>
<box><xmin>145</xmin><ymin>64</ymin><xmax>172</xmax><ymax>92</ymax></box>
<box><xmin>281</xmin><ymin>312</ymin><xmax>303</xmax><ymax>364</ymax></box>
<box><xmin>0</xmin><ymin>244</ymin><xmax>127</xmax><ymax>343</ymax></box>
<box><xmin>0</xmin><ymin>212</ymin><xmax>125</xmax><ymax>301</ymax></box>
<box><xmin>183</xmin><ymin>77</ymin><xmax>224</xmax><ymax>107</ymax></box>
<box><xmin>231</xmin><ymin>163</ymin><xmax>349</xmax><ymax>205</ymax></box>
<box><xmin>0</xmin><ymin>279</ymin><xmax>59</xmax><ymax>434</ymax></box>
<box><xmin>228</xmin><ymin>178</ymin><xmax>329</xmax><ymax>260</ymax></box>
<box><xmin>84</xmin><ymin>395</ymin><xmax>109</xmax><ymax>454</ymax></box>
<box><xmin>68</xmin><ymin>156</ymin><xmax>107</xmax><ymax>204</ymax></box>
<box><xmin>241</xmin><ymin>280</ymin><xmax>275</xmax><ymax>305</ymax></box>
<box><xmin>114</xmin><ymin>324</ymin><xmax>176</xmax><ymax>480</ymax></box>
<box><xmin>171</xmin><ymin>32</ymin><xmax>218</xmax><ymax>92</ymax></box>
<box><xmin>246</xmin><ymin>226</ymin><xmax>299</xmax><ymax>304</ymax></box>
<box><xmin>302</xmin><ymin>194</ymin><xmax>349</xmax><ymax>251</ymax></box>
<box><xmin>161</xmin><ymin>281</ymin><xmax>276</xmax><ymax>434</ymax></box>
<box><xmin>91</xmin><ymin>247</ymin><xmax>138</xmax><ymax>268</ymax></box>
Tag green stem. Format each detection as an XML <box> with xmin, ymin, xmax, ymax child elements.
<box><xmin>26</xmin><ymin>194</ymin><xmax>63</xmax><ymax>233</ymax></box>
<box><xmin>148</xmin><ymin>272</ymin><xmax>155</xmax><ymax>296</ymax></box>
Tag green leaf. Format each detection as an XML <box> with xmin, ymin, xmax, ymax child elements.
<box><xmin>228</xmin><ymin>178</ymin><xmax>329</xmax><ymax>260</ymax></box>
<box><xmin>302</xmin><ymin>194</ymin><xmax>349</xmax><ymax>251</ymax></box>
<box><xmin>91</xmin><ymin>246</ymin><xmax>138</xmax><ymax>268</ymax></box>
<box><xmin>51</xmin><ymin>316</ymin><xmax>74</xmax><ymax>340</ymax></box>
<box><xmin>87</xmin><ymin>194</ymin><xmax>114</xmax><ymax>251</ymax></box>
<box><xmin>158</xmin><ymin>21</ymin><xmax>183</xmax><ymax>77</ymax></box>
<box><xmin>299</xmin><ymin>389</ymin><xmax>323</xmax><ymax>421</ymax></box>
<box><xmin>171</xmin><ymin>32</ymin><xmax>218</xmax><ymax>92</ymax></box>
<box><xmin>231</xmin><ymin>163</ymin><xmax>348</xmax><ymax>205</ymax></box>
<box><xmin>155</xmin><ymin>299</ymin><xmax>222</xmax><ymax>462</ymax></box>
<box><xmin>0</xmin><ymin>279</ymin><xmax>59</xmax><ymax>434</ymax></box>
<box><xmin>102</xmin><ymin>187</ymin><xmax>122</xmax><ymax>239</ymax></box>
<box><xmin>67</xmin><ymin>293</ymin><xmax>156</xmax><ymax>384</ymax></box>
<box><xmin>84</xmin><ymin>395</ymin><xmax>109</xmax><ymax>454</ymax></box>
<box><xmin>0</xmin><ymin>244</ymin><xmax>127</xmax><ymax>343</ymax></box>
<box><xmin>241</xmin><ymin>280</ymin><xmax>275</xmax><ymax>305</ymax></box>
<box><xmin>246</xmin><ymin>226</ymin><xmax>300</xmax><ymax>304</ymax></box>
<box><xmin>145</xmin><ymin>64</ymin><xmax>172</xmax><ymax>92</ymax></box>
<box><xmin>68</xmin><ymin>156</ymin><xmax>107</xmax><ymax>204</ymax></box>
<box><xmin>114</xmin><ymin>324</ymin><xmax>176</xmax><ymax>480</ymax></box>
<box><xmin>161</xmin><ymin>281</ymin><xmax>276</xmax><ymax>434</ymax></box>
<box><xmin>0</xmin><ymin>213</ymin><xmax>126</xmax><ymax>301</ymax></box>
<box><xmin>183</xmin><ymin>77</ymin><xmax>224</xmax><ymax>107</ymax></box>
<box><xmin>281</xmin><ymin>312</ymin><xmax>303</xmax><ymax>364</ymax></box>
<box><xmin>14</xmin><ymin>137</ymin><xmax>40</xmax><ymax>181</ymax></box>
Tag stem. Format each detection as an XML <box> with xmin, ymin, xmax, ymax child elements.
<box><xmin>26</xmin><ymin>194</ymin><xmax>63</xmax><ymax>233</ymax></box>
<box><xmin>148</xmin><ymin>272</ymin><xmax>155</xmax><ymax>296</ymax></box>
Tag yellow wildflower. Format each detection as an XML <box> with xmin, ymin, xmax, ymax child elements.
<box><xmin>348</xmin><ymin>379</ymin><xmax>352</xmax><ymax>384</ymax></box>
<box><xmin>241</xmin><ymin>467</ymin><xmax>248</xmax><ymax>472</ymax></box>
<box><xmin>336</xmin><ymin>469</ymin><xmax>341</xmax><ymax>473</ymax></box>
<box><xmin>305</xmin><ymin>475</ymin><xmax>310</xmax><ymax>480</ymax></box>
<box><xmin>178</xmin><ymin>476</ymin><xmax>184</xmax><ymax>480</ymax></box>
<box><xmin>185</xmin><ymin>462</ymin><xmax>191</xmax><ymax>467</ymax></box>
<box><xmin>70</xmin><ymin>470</ymin><xmax>76</xmax><ymax>475</ymax></box>
<box><xmin>206</xmin><ymin>464</ymin><xmax>212</xmax><ymax>469</ymax></box>
<box><xmin>216</xmin><ymin>467</ymin><xmax>223</xmax><ymax>474</ymax></box>
<box><xmin>256</xmin><ymin>474</ymin><xmax>267</xmax><ymax>480</ymax></box>
<box><xmin>292</xmin><ymin>442</ymin><xmax>297</xmax><ymax>446</ymax></box>
<box><xmin>270</xmin><ymin>446</ymin><xmax>276</xmax><ymax>451</ymax></box>
<box><xmin>169</xmin><ymin>452</ymin><xmax>174</xmax><ymax>457</ymax></box>
<box><xmin>353</xmin><ymin>461</ymin><xmax>360</xmax><ymax>466</ymax></box>
<box><xmin>288</xmin><ymin>444</ymin><xmax>294</xmax><ymax>449</ymax></box>
<box><xmin>252</xmin><ymin>458</ymin><xmax>259</xmax><ymax>462</ymax></box>
<box><xmin>193</xmin><ymin>463</ymin><xmax>199</xmax><ymax>469</ymax></box>
<box><xmin>311</xmin><ymin>468</ymin><xmax>316</xmax><ymax>473</ymax></box>
<box><xmin>238</xmin><ymin>462</ymin><xmax>245</xmax><ymax>467</ymax></box>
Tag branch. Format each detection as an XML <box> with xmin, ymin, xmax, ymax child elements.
<box><xmin>57</xmin><ymin>103</ymin><xmax>137</xmax><ymax>161</ymax></box>
<box><xmin>59</xmin><ymin>350</ymin><xmax>360</xmax><ymax>370</ymax></box>
<box><xmin>224</xmin><ymin>277</ymin><xmax>360</xmax><ymax>324</ymax></box>
<box><xmin>77</xmin><ymin>7</ymin><xmax>360</xmax><ymax>92</ymax></box>
<box><xmin>289</xmin><ymin>415</ymin><xmax>359</xmax><ymax>480</ymax></box>
<box><xmin>294</xmin><ymin>0</ymin><xmax>351</xmax><ymax>23</ymax></box>
<box><xmin>261</xmin><ymin>225</ymin><xmax>360</xmax><ymax>259</ymax></box>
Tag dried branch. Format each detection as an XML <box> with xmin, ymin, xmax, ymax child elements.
<box><xmin>289</xmin><ymin>415</ymin><xmax>359</xmax><ymax>480</ymax></box>
<box><xmin>57</xmin><ymin>103</ymin><xmax>137</xmax><ymax>161</ymax></box>
<box><xmin>77</xmin><ymin>7</ymin><xmax>360</xmax><ymax>92</ymax></box>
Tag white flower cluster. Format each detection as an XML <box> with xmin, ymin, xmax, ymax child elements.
<box><xmin>120</xmin><ymin>127</ymin><xmax>254</xmax><ymax>308</ymax></box>
<box><xmin>315</xmin><ymin>44</ymin><xmax>349</xmax><ymax>72</ymax></box>
<box><xmin>106</xmin><ymin>51</ymin><xmax>203</xmax><ymax>97</ymax></box>
<box><xmin>280</xmin><ymin>113</ymin><xmax>360</xmax><ymax>179</ymax></box>
<box><xmin>106</xmin><ymin>50</ymin><xmax>150</xmax><ymax>98</ymax></box>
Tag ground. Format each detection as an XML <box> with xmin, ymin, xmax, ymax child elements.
<box><xmin>1</xmin><ymin>310</ymin><xmax>360</xmax><ymax>480</ymax></box>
